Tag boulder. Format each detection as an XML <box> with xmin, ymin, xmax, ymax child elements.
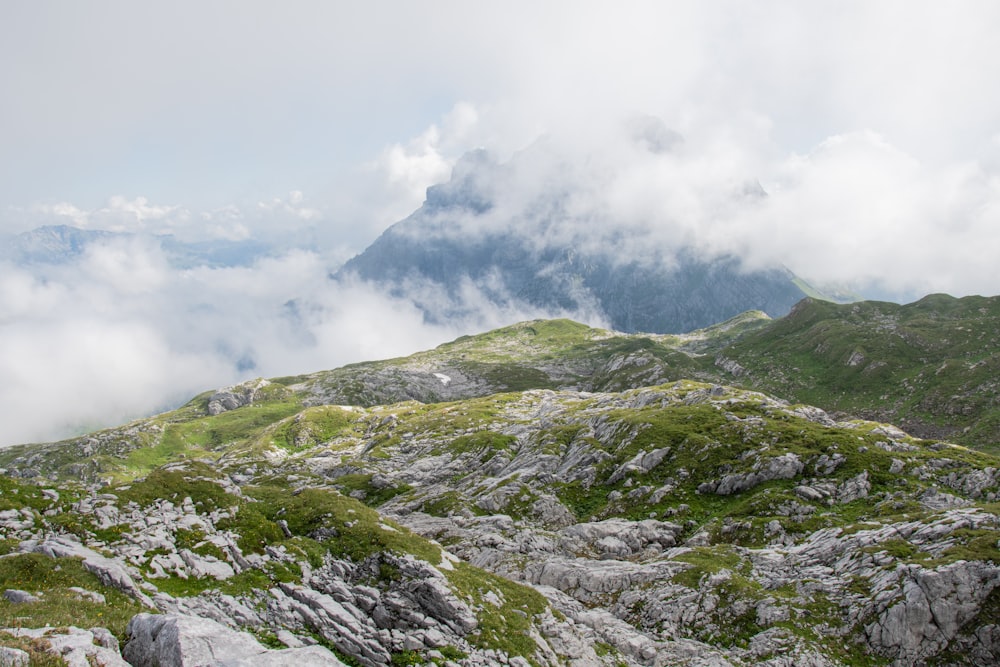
<box><xmin>698</xmin><ymin>454</ymin><xmax>803</xmax><ymax>496</ymax></box>
<box><xmin>836</xmin><ymin>471</ymin><xmax>871</xmax><ymax>503</ymax></box>
<box><xmin>865</xmin><ymin>561</ymin><xmax>1000</xmax><ymax>663</ymax></box>
<box><xmin>123</xmin><ymin>613</ymin><xmax>347</xmax><ymax>666</ymax></box>
<box><xmin>606</xmin><ymin>447</ymin><xmax>672</xmax><ymax>484</ymax></box>
<box><xmin>0</xmin><ymin>647</ymin><xmax>28</xmax><ymax>667</ymax></box>
<box><xmin>0</xmin><ymin>627</ymin><xmax>129</xmax><ymax>667</ymax></box>
<box><xmin>3</xmin><ymin>589</ymin><xmax>39</xmax><ymax>604</ymax></box>
<box><xmin>24</xmin><ymin>535</ymin><xmax>154</xmax><ymax>606</ymax></box>
<box><xmin>207</xmin><ymin>379</ymin><xmax>272</xmax><ymax>416</ymax></box>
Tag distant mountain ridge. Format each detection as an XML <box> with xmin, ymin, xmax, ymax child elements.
<box><xmin>338</xmin><ymin>150</ymin><xmax>841</xmax><ymax>334</ymax></box>
<box><xmin>3</xmin><ymin>224</ymin><xmax>275</xmax><ymax>268</ymax></box>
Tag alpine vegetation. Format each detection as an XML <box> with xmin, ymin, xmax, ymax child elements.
<box><xmin>0</xmin><ymin>310</ymin><xmax>998</xmax><ymax>665</ymax></box>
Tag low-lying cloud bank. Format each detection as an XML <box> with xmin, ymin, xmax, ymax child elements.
<box><xmin>5</xmin><ymin>105</ymin><xmax>1000</xmax><ymax>447</ymax></box>
<box><xmin>0</xmin><ymin>235</ymin><xmax>605</xmax><ymax>447</ymax></box>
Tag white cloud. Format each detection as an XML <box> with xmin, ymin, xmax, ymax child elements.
<box><xmin>735</xmin><ymin>132</ymin><xmax>1000</xmax><ymax>295</ymax></box>
<box><xmin>0</xmin><ymin>235</ymin><xmax>611</xmax><ymax>447</ymax></box>
<box><xmin>78</xmin><ymin>237</ymin><xmax>171</xmax><ymax>295</ymax></box>
<box><xmin>16</xmin><ymin>190</ymin><xmax>332</xmax><ymax>247</ymax></box>
<box><xmin>200</xmin><ymin>204</ymin><xmax>251</xmax><ymax>241</ymax></box>
<box><xmin>362</xmin><ymin>113</ymin><xmax>1000</xmax><ymax>302</ymax></box>
<box><xmin>0</xmin><ymin>314</ymin><xmax>235</xmax><ymax>446</ymax></box>
<box><xmin>32</xmin><ymin>202</ymin><xmax>89</xmax><ymax>227</ymax></box>
<box><xmin>366</xmin><ymin>102</ymin><xmax>482</xmax><ymax>225</ymax></box>
<box><xmin>27</xmin><ymin>196</ymin><xmax>190</xmax><ymax>235</ymax></box>
<box><xmin>256</xmin><ymin>191</ymin><xmax>321</xmax><ymax>222</ymax></box>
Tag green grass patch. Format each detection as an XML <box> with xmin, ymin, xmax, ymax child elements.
<box><xmin>931</xmin><ymin>528</ymin><xmax>1000</xmax><ymax>565</ymax></box>
<box><xmin>114</xmin><ymin>466</ymin><xmax>237</xmax><ymax>511</ymax></box>
<box><xmin>216</xmin><ymin>503</ymin><xmax>285</xmax><ymax>554</ymax></box>
<box><xmin>268</xmin><ymin>406</ymin><xmax>358</xmax><ymax>451</ymax></box>
<box><xmin>0</xmin><ymin>476</ymin><xmax>59</xmax><ymax>513</ymax></box>
<box><xmin>331</xmin><ymin>474</ymin><xmax>413</xmax><ymax>508</ymax></box>
<box><xmin>671</xmin><ymin>545</ymin><xmax>744</xmax><ymax>588</ymax></box>
<box><xmin>556</xmin><ymin>480</ymin><xmax>610</xmax><ymax>521</ymax></box>
<box><xmin>245</xmin><ymin>484</ymin><xmax>441</xmax><ymax>564</ymax></box>
<box><xmin>0</xmin><ymin>554</ymin><xmax>144</xmax><ymax>640</ymax></box>
<box><xmin>169</xmin><ymin>397</ymin><xmax>304</xmax><ymax>449</ymax></box>
<box><xmin>455</xmin><ymin>361</ymin><xmax>556</xmax><ymax>392</ymax></box>
<box><xmin>419</xmin><ymin>491</ymin><xmax>483</xmax><ymax>517</ymax></box>
<box><xmin>149</xmin><ymin>566</ymin><xmax>284</xmax><ymax>598</ymax></box>
<box><xmin>445</xmin><ymin>561</ymin><xmax>547</xmax><ymax>659</ymax></box>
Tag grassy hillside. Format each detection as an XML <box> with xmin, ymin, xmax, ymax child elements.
<box><xmin>718</xmin><ymin>295</ymin><xmax>1000</xmax><ymax>453</ymax></box>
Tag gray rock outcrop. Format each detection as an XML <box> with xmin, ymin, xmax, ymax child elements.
<box><xmin>207</xmin><ymin>379</ymin><xmax>273</xmax><ymax>416</ymax></box>
<box><xmin>123</xmin><ymin>613</ymin><xmax>347</xmax><ymax>666</ymax></box>
<box><xmin>0</xmin><ymin>647</ymin><xmax>28</xmax><ymax>667</ymax></box>
<box><xmin>22</xmin><ymin>534</ymin><xmax>154</xmax><ymax>606</ymax></box>
<box><xmin>1</xmin><ymin>626</ymin><xmax>130</xmax><ymax>667</ymax></box>
<box><xmin>697</xmin><ymin>453</ymin><xmax>804</xmax><ymax>495</ymax></box>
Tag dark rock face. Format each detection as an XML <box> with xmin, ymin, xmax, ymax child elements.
<box><xmin>338</xmin><ymin>151</ymin><xmax>810</xmax><ymax>334</ymax></box>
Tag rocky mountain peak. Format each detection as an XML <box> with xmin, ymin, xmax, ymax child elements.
<box><xmin>337</xmin><ymin>146</ymin><xmax>826</xmax><ymax>334</ymax></box>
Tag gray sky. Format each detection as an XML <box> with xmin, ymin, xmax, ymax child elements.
<box><xmin>4</xmin><ymin>1</ymin><xmax>999</xmax><ymax>256</ymax></box>
<box><xmin>2</xmin><ymin>1</ymin><xmax>1000</xmax><ymax>445</ymax></box>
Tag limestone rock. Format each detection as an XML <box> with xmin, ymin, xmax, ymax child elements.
<box><xmin>606</xmin><ymin>447</ymin><xmax>672</xmax><ymax>485</ymax></box>
<box><xmin>123</xmin><ymin>613</ymin><xmax>347</xmax><ymax>666</ymax></box>
<box><xmin>865</xmin><ymin>561</ymin><xmax>1000</xmax><ymax>664</ymax></box>
<box><xmin>24</xmin><ymin>535</ymin><xmax>154</xmax><ymax>607</ymax></box>
<box><xmin>0</xmin><ymin>647</ymin><xmax>28</xmax><ymax>667</ymax></box>
<box><xmin>69</xmin><ymin>586</ymin><xmax>106</xmax><ymax>604</ymax></box>
<box><xmin>698</xmin><ymin>453</ymin><xmax>803</xmax><ymax>495</ymax></box>
<box><xmin>179</xmin><ymin>549</ymin><xmax>236</xmax><ymax>580</ymax></box>
<box><xmin>273</xmin><ymin>583</ymin><xmax>391</xmax><ymax>665</ymax></box>
<box><xmin>1</xmin><ymin>627</ymin><xmax>130</xmax><ymax>667</ymax></box>
<box><xmin>207</xmin><ymin>379</ymin><xmax>273</xmax><ymax>416</ymax></box>
<box><xmin>560</xmin><ymin>519</ymin><xmax>682</xmax><ymax>558</ymax></box>
<box><xmin>2</xmin><ymin>589</ymin><xmax>39</xmax><ymax>604</ymax></box>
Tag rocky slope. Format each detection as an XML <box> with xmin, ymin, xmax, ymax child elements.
<box><xmin>1</xmin><ymin>357</ymin><xmax>998</xmax><ymax>665</ymax></box>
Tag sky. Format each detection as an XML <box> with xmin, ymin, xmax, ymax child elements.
<box><xmin>2</xmin><ymin>1</ymin><xmax>1000</xmax><ymax>446</ymax></box>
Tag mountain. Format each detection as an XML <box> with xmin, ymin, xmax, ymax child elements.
<box><xmin>2</xmin><ymin>224</ymin><xmax>276</xmax><ymax>268</ymax></box>
<box><xmin>2</xmin><ymin>224</ymin><xmax>126</xmax><ymax>263</ymax></box>
<box><xmin>716</xmin><ymin>294</ymin><xmax>1000</xmax><ymax>454</ymax></box>
<box><xmin>0</xmin><ymin>305</ymin><xmax>998</xmax><ymax>665</ymax></box>
<box><xmin>337</xmin><ymin>150</ymin><xmax>834</xmax><ymax>334</ymax></box>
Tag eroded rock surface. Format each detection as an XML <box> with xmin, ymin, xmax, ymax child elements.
<box><xmin>123</xmin><ymin>613</ymin><xmax>346</xmax><ymax>666</ymax></box>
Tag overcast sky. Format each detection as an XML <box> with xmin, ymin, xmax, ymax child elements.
<box><xmin>2</xmin><ymin>1</ymin><xmax>1000</xmax><ymax>445</ymax></box>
